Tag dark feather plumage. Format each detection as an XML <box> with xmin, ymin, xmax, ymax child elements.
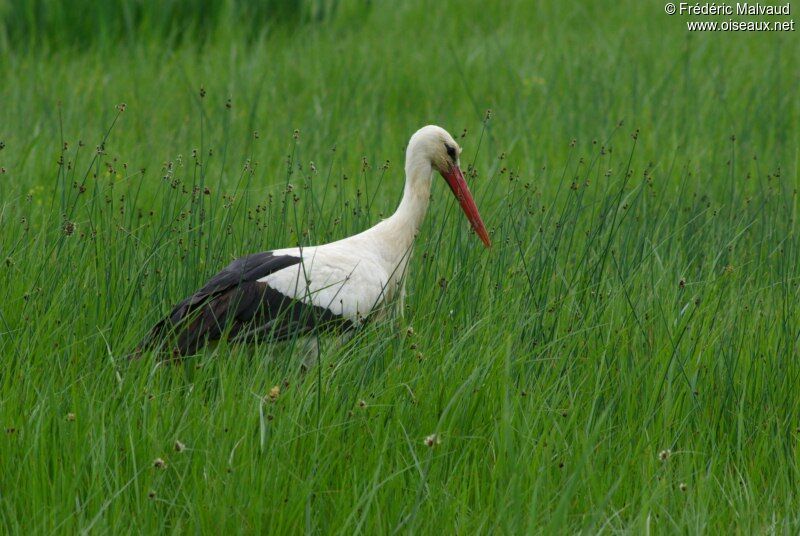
<box><xmin>134</xmin><ymin>252</ymin><xmax>348</xmax><ymax>359</ymax></box>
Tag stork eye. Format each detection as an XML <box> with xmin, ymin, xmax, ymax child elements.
<box><xmin>445</xmin><ymin>144</ymin><xmax>457</xmax><ymax>161</ymax></box>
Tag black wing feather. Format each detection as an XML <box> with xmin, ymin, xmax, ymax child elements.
<box><xmin>134</xmin><ymin>251</ymin><xmax>339</xmax><ymax>358</ymax></box>
<box><xmin>166</xmin><ymin>252</ymin><xmax>300</xmax><ymax>320</ymax></box>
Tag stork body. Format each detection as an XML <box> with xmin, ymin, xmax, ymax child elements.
<box><xmin>136</xmin><ymin>125</ymin><xmax>490</xmax><ymax>358</ymax></box>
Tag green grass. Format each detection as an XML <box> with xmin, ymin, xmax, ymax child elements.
<box><xmin>1</xmin><ymin>0</ymin><xmax>799</xmax><ymax>532</ymax></box>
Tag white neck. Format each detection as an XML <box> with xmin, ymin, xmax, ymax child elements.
<box><xmin>366</xmin><ymin>151</ymin><xmax>432</xmax><ymax>265</ymax></box>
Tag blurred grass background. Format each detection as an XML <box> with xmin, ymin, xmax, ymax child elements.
<box><xmin>0</xmin><ymin>0</ymin><xmax>343</xmax><ymax>50</ymax></box>
<box><xmin>0</xmin><ymin>0</ymin><xmax>799</xmax><ymax>532</ymax></box>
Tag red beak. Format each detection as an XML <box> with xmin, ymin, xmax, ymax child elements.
<box><xmin>441</xmin><ymin>165</ymin><xmax>491</xmax><ymax>248</ymax></box>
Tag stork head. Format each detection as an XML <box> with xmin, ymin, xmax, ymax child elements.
<box><xmin>407</xmin><ymin>125</ymin><xmax>491</xmax><ymax>248</ymax></box>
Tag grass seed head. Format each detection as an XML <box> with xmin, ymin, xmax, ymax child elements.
<box><xmin>659</xmin><ymin>449</ymin><xmax>671</xmax><ymax>461</ymax></box>
<box><xmin>66</xmin><ymin>412</ymin><xmax>76</xmax><ymax>422</ymax></box>
<box><xmin>153</xmin><ymin>458</ymin><xmax>167</xmax><ymax>469</ymax></box>
<box><xmin>174</xmin><ymin>440</ymin><xmax>186</xmax><ymax>453</ymax></box>
<box><xmin>424</xmin><ymin>434</ymin><xmax>441</xmax><ymax>448</ymax></box>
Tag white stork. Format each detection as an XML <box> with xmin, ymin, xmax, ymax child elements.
<box><xmin>136</xmin><ymin>125</ymin><xmax>490</xmax><ymax>358</ymax></box>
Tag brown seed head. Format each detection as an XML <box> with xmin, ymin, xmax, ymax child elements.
<box><xmin>424</xmin><ymin>434</ymin><xmax>441</xmax><ymax>447</ymax></box>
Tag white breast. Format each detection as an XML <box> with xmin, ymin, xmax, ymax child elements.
<box><xmin>259</xmin><ymin>236</ymin><xmax>406</xmax><ymax>322</ymax></box>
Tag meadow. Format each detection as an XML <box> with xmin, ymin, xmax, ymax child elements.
<box><xmin>0</xmin><ymin>0</ymin><xmax>798</xmax><ymax>532</ymax></box>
